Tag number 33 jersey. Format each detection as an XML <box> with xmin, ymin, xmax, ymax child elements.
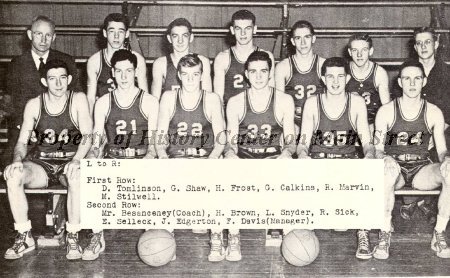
<box><xmin>32</xmin><ymin>91</ymin><xmax>81</xmax><ymax>156</ymax></box>
<box><xmin>105</xmin><ymin>89</ymin><xmax>149</xmax><ymax>151</ymax></box>
<box><xmin>284</xmin><ymin>54</ymin><xmax>323</xmax><ymax>127</ymax></box>
<box><xmin>167</xmin><ymin>89</ymin><xmax>214</xmax><ymax>158</ymax></box>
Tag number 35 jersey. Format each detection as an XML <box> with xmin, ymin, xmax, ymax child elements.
<box><xmin>346</xmin><ymin>63</ymin><xmax>381</xmax><ymax>125</ymax></box>
<box><xmin>105</xmin><ymin>89</ymin><xmax>149</xmax><ymax>151</ymax></box>
<box><xmin>32</xmin><ymin>91</ymin><xmax>81</xmax><ymax>156</ymax></box>
<box><xmin>284</xmin><ymin>54</ymin><xmax>323</xmax><ymax>127</ymax></box>
<box><xmin>167</xmin><ymin>90</ymin><xmax>214</xmax><ymax>158</ymax></box>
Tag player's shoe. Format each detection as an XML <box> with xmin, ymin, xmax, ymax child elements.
<box><xmin>226</xmin><ymin>233</ymin><xmax>242</xmax><ymax>262</ymax></box>
<box><xmin>208</xmin><ymin>232</ymin><xmax>225</xmax><ymax>262</ymax></box>
<box><xmin>66</xmin><ymin>232</ymin><xmax>82</xmax><ymax>260</ymax></box>
<box><xmin>373</xmin><ymin>231</ymin><xmax>391</xmax><ymax>260</ymax></box>
<box><xmin>82</xmin><ymin>231</ymin><xmax>105</xmax><ymax>261</ymax></box>
<box><xmin>4</xmin><ymin>230</ymin><xmax>35</xmax><ymax>260</ymax></box>
<box><xmin>356</xmin><ymin>229</ymin><xmax>372</xmax><ymax>260</ymax></box>
<box><xmin>400</xmin><ymin>201</ymin><xmax>417</xmax><ymax>220</ymax></box>
<box><xmin>192</xmin><ymin>229</ymin><xmax>208</xmax><ymax>234</ymax></box>
<box><xmin>431</xmin><ymin>230</ymin><xmax>450</xmax><ymax>258</ymax></box>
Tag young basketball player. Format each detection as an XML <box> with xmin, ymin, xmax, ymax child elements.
<box><xmin>373</xmin><ymin>60</ymin><xmax>450</xmax><ymax>259</ymax></box>
<box><xmin>151</xmin><ymin>18</ymin><xmax>212</xmax><ymax>100</ymax></box>
<box><xmin>214</xmin><ymin>10</ymin><xmax>275</xmax><ymax>109</ymax></box>
<box><xmin>297</xmin><ymin>57</ymin><xmax>374</xmax><ymax>259</ymax></box>
<box><xmin>3</xmin><ymin>60</ymin><xmax>92</xmax><ymax>260</ymax></box>
<box><xmin>209</xmin><ymin>51</ymin><xmax>295</xmax><ymax>262</ymax></box>
<box><xmin>275</xmin><ymin>20</ymin><xmax>325</xmax><ymax>131</ymax></box>
<box><xmin>346</xmin><ymin>34</ymin><xmax>390</xmax><ymax>133</ymax></box>
<box><xmin>87</xmin><ymin>50</ymin><xmax>159</xmax><ymax>261</ymax></box>
<box><xmin>86</xmin><ymin>13</ymin><xmax>148</xmax><ymax>113</ymax></box>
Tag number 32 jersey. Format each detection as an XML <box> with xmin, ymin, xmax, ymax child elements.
<box><xmin>284</xmin><ymin>54</ymin><xmax>323</xmax><ymax>127</ymax></box>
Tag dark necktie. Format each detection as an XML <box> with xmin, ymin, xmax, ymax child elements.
<box><xmin>38</xmin><ymin>57</ymin><xmax>45</xmax><ymax>75</ymax></box>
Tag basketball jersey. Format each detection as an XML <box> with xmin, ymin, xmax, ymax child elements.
<box><xmin>96</xmin><ymin>49</ymin><xmax>115</xmax><ymax>98</ymax></box>
<box><xmin>310</xmin><ymin>93</ymin><xmax>359</xmax><ymax>155</ymax></box>
<box><xmin>105</xmin><ymin>89</ymin><xmax>149</xmax><ymax>156</ymax></box>
<box><xmin>346</xmin><ymin>62</ymin><xmax>381</xmax><ymax>125</ymax></box>
<box><xmin>384</xmin><ymin>98</ymin><xmax>432</xmax><ymax>158</ymax></box>
<box><xmin>285</xmin><ymin>54</ymin><xmax>322</xmax><ymax>127</ymax></box>
<box><xmin>238</xmin><ymin>88</ymin><xmax>283</xmax><ymax>158</ymax></box>
<box><xmin>223</xmin><ymin>47</ymin><xmax>259</xmax><ymax>107</ymax></box>
<box><xmin>32</xmin><ymin>91</ymin><xmax>80</xmax><ymax>156</ymax></box>
<box><xmin>167</xmin><ymin>89</ymin><xmax>214</xmax><ymax>158</ymax></box>
<box><xmin>163</xmin><ymin>54</ymin><xmax>181</xmax><ymax>93</ymax></box>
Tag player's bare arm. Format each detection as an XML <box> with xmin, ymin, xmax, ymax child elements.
<box><xmin>274</xmin><ymin>58</ymin><xmax>290</xmax><ymax>93</ymax></box>
<box><xmin>155</xmin><ymin>90</ymin><xmax>177</xmax><ymax>159</ymax></box>
<box><xmin>276</xmin><ymin>92</ymin><xmax>296</xmax><ymax>158</ymax></box>
<box><xmin>213</xmin><ymin>50</ymin><xmax>230</xmax><ymax>103</ymax></box>
<box><xmin>375</xmin><ymin>65</ymin><xmax>391</xmax><ymax>105</ymax></box>
<box><xmin>427</xmin><ymin>103</ymin><xmax>447</xmax><ymax>162</ymax></box>
<box><xmin>199</xmin><ymin>55</ymin><xmax>213</xmax><ymax>92</ymax></box>
<box><xmin>150</xmin><ymin>56</ymin><xmax>167</xmax><ymax>100</ymax></box>
<box><xmin>205</xmin><ymin>92</ymin><xmax>226</xmax><ymax>158</ymax></box>
<box><xmin>86</xmin><ymin>52</ymin><xmax>101</xmax><ymax>115</ymax></box>
<box><xmin>4</xmin><ymin>97</ymin><xmax>40</xmax><ymax>180</ymax></box>
<box><xmin>296</xmin><ymin>95</ymin><xmax>317</xmax><ymax>158</ymax></box>
<box><xmin>351</xmin><ymin>94</ymin><xmax>375</xmax><ymax>158</ymax></box>
<box><xmin>225</xmin><ymin>93</ymin><xmax>244</xmax><ymax>159</ymax></box>
<box><xmin>142</xmin><ymin>93</ymin><xmax>159</xmax><ymax>159</ymax></box>
<box><xmin>88</xmin><ymin>94</ymin><xmax>109</xmax><ymax>158</ymax></box>
<box><xmin>134</xmin><ymin>51</ymin><xmax>149</xmax><ymax>95</ymax></box>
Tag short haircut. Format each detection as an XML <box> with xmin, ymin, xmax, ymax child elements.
<box><xmin>290</xmin><ymin>20</ymin><xmax>315</xmax><ymax>37</ymax></box>
<box><xmin>167</xmin><ymin>18</ymin><xmax>192</xmax><ymax>35</ymax></box>
<box><xmin>231</xmin><ymin>10</ymin><xmax>256</xmax><ymax>25</ymax></box>
<box><xmin>177</xmin><ymin>53</ymin><xmax>203</xmax><ymax>73</ymax></box>
<box><xmin>321</xmin><ymin>57</ymin><xmax>349</xmax><ymax>76</ymax></box>
<box><xmin>347</xmin><ymin>34</ymin><xmax>373</xmax><ymax>49</ymax></box>
<box><xmin>111</xmin><ymin>49</ymin><xmax>137</xmax><ymax>69</ymax></box>
<box><xmin>245</xmin><ymin>51</ymin><xmax>272</xmax><ymax>71</ymax></box>
<box><xmin>41</xmin><ymin>59</ymin><xmax>69</xmax><ymax>79</ymax></box>
<box><xmin>413</xmin><ymin>26</ymin><xmax>438</xmax><ymax>41</ymax></box>
<box><xmin>103</xmin><ymin>13</ymin><xmax>129</xmax><ymax>30</ymax></box>
<box><xmin>398</xmin><ymin>59</ymin><xmax>425</xmax><ymax>77</ymax></box>
<box><xmin>30</xmin><ymin>15</ymin><xmax>55</xmax><ymax>32</ymax></box>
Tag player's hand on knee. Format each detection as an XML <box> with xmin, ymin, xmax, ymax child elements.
<box><xmin>277</xmin><ymin>152</ymin><xmax>292</xmax><ymax>159</ymax></box>
<box><xmin>439</xmin><ymin>156</ymin><xmax>450</xmax><ymax>178</ymax></box>
<box><xmin>4</xmin><ymin>162</ymin><xmax>23</xmax><ymax>180</ymax></box>
<box><xmin>298</xmin><ymin>153</ymin><xmax>311</xmax><ymax>159</ymax></box>
<box><xmin>143</xmin><ymin>153</ymin><xmax>156</xmax><ymax>159</ymax></box>
<box><xmin>384</xmin><ymin>156</ymin><xmax>399</xmax><ymax>177</ymax></box>
<box><xmin>64</xmin><ymin>159</ymin><xmax>80</xmax><ymax>180</ymax></box>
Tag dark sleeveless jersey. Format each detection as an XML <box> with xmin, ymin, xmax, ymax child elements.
<box><xmin>384</xmin><ymin>98</ymin><xmax>432</xmax><ymax>158</ymax></box>
<box><xmin>223</xmin><ymin>47</ymin><xmax>260</xmax><ymax>107</ymax></box>
<box><xmin>285</xmin><ymin>54</ymin><xmax>323</xmax><ymax>127</ymax></box>
<box><xmin>237</xmin><ymin>88</ymin><xmax>283</xmax><ymax>158</ymax></box>
<box><xmin>32</xmin><ymin>91</ymin><xmax>81</xmax><ymax>157</ymax></box>
<box><xmin>310</xmin><ymin>93</ymin><xmax>359</xmax><ymax>155</ymax></box>
<box><xmin>96</xmin><ymin>49</ymin><xmax>116</xmax><ymax>98</ymax></box>
<box><xmin>167</xmin><ymin>89</ymin><xmax>214</xmax><ymax>158</ymax></box>
<box><xmin>105</xmin><ymin>89</ymin><xmax>149</xmax><ymax>157</ymax></box>
<box><xmin>163</xmin><ymin>54</ymin><xmax>181</xmax><ymax>93</ymax></box>
<box><xmin>346</xmin><ymin>62</ymin><xmax>381</xmax><ymax>125</ymax></box>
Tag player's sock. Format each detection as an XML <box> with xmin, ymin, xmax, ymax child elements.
<box><xmin>226</xmin><ymin>232</ymin><xmax>242</xmax><ymax>262</ymax></box>
<box><xmin>4</xmin><ymin>227</ymin><xmax>35</xmax><ymax>260</ymax></box>
<box><xmin>208</xmin><ymin>231</ymin><xmax>225</xmax><ymax>262</ymax></box>
<box><xmin>373</xmin><ymin>231</ymin><xmax>391</xmax><ymax>260</ymax></box>
<box><xmin>435</xmin><ymin>214</ymin><xmax>449</xmax><ymax>232</ymax></box>
<box><xmin>82</xmin><ymin>230</ymin><xmax>105</xmax><ymax>261</ymax></box>
<box><xmin>356</xmin><ymin>229</ymin><xmax>372</xmax><ymax>260</ymax></box>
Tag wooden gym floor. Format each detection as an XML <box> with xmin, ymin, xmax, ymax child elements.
<box><xmin>1</xmin><ymin>195</ymin><xmax>450</xmax><ymax>277</ymax></box>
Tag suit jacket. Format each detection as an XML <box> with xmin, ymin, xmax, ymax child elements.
<box><xmin>6</xmin><ymin>48</ymin><xmax>80</xmax><ymax>127</ymax></box>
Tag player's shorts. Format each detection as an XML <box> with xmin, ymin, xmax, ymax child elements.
<box><xmin>237</xmin><ymin>146</ymin><xmax>281</xmax><ymax>159</ymax></box>
<box><xmin>105</xmin><ymin>146</ymin><xmax>147</xmax><ymax>159</ymax></box>
<box><xmin>394</xmin><ymin>155</ymin><xmax>432</xmax><ymax>186</ymax></box>
<box><xmin>310</xmin><ymin>152</ymin><xmax>359</xmax><ymax>159</ymax></box>
<box><xmin>30</xmin><ymin>152</ymin><xmax>74</xmax><ymax>186</ymax></box>
<box><xmin>168</xmin><ymin>147</ymin><xmax>212</xmax><ymax>159</ymax></box>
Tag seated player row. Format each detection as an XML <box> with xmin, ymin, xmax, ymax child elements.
<box><xmin>4</xmin><ymin>47</ymin><xmax>450</xmax><ymax>264</ymax></box>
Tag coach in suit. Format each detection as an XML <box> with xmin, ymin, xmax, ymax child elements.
<box><xmin>5</xmin><ymin>15</ymin><xmax>79</xmax><ymax>163</ymax></box>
